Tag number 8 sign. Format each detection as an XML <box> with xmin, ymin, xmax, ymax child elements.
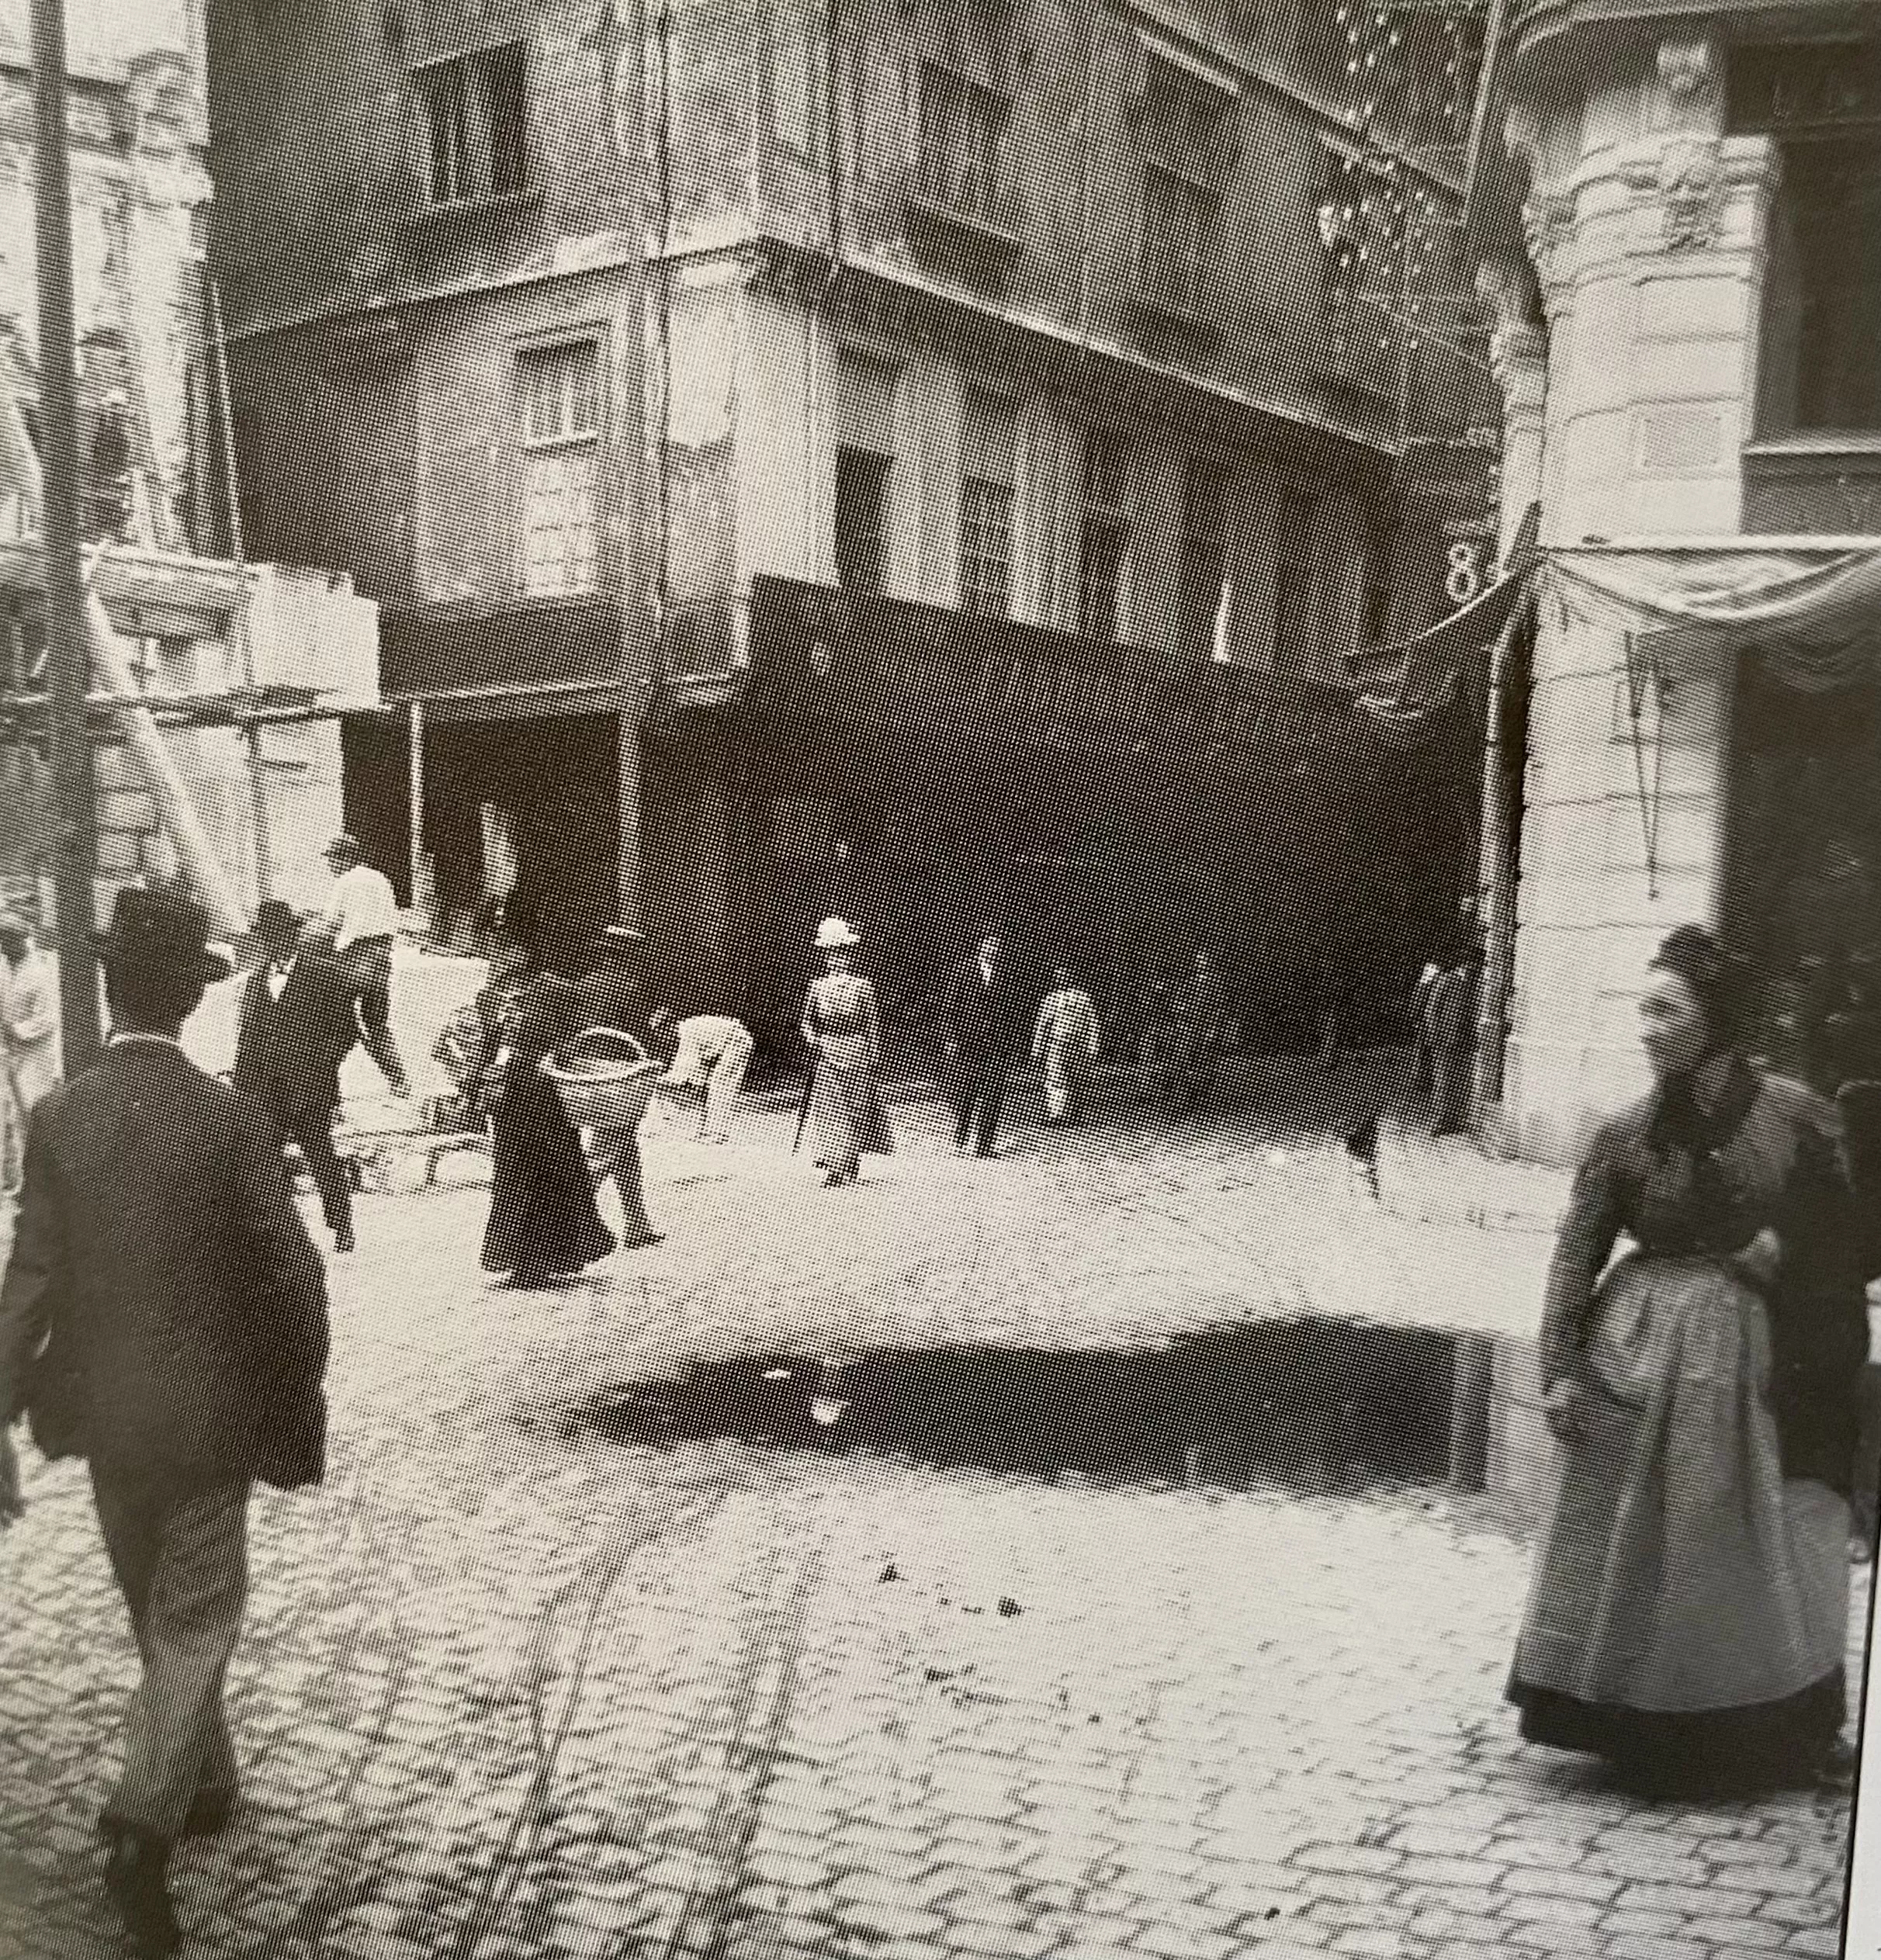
<box><xmin>1446</xmin><ymin>541</ymin><xmax>1481</xmax><ymax>608</ymax></box>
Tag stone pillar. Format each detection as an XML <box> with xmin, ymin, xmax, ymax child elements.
<box><xmin>1526</xmin><ymin>37</ymin><xmax>1783</xmax><ymax>542</ymax></box>
<box><xmin>1495</xmin><ymin>34</ymin><xmax>1778</xmax><ymax>1162</ymax></box>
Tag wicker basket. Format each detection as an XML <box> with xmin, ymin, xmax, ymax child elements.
<box><xmin>542</xmin><ymin>1027</ymin><xmax>663</xmax><ymax>1132</ymax></box>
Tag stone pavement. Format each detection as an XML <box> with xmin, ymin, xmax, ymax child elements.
<box><xmin>0</xmin><ymin>1070</ymin><xmax>1868</xmax><ymax>1960</ymax></box>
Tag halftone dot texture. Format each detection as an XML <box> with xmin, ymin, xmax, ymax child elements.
<box><xmin>2</xmin><ymin>0</ymin><xmax>1876</xmax><ymax>1955</ymax></box>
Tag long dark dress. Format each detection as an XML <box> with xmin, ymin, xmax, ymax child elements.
<box><xmin>1508</xmin><ymin>1052</ymin><xmax>1868</xmax><ymax>1792</ymax></box>
<box><xmin>481</xmin><ymin>976</ymin><xmax>615</xmax><ymax>1282</ymax></box>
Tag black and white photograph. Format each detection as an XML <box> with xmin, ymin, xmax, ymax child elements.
<box><xmin>1</xmin><ymin>0</ymin><xmax>1879</xmax><ymax>1955</ymax></box>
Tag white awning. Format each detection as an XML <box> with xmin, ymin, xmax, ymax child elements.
<box><xmin>1548</xmin><ymin>542</ymin><xmax>1881</xmax><ymax>692</ymax></box>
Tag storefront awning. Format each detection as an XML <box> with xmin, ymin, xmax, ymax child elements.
<box><xmin>1547</xmin><ymin>542</ymin><xmax>1881</xmax><ymax>691</ymax></box>
<box><xmin>1348</xmin><ymin>504</ymin><xmax>1540</xmax><ymax>745</ymax></box>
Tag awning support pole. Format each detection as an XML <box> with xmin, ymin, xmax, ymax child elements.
<box><xmin>1624</xmin><ymin>632</ymin><xmax>1667</xmax><ymax>902</ymax></box>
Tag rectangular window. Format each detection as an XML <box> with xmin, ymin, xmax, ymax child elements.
<box><xmin>1141</xmin><ymin>168</ymin><xmax>1212</xmax><ymax>318</ymax></box>
<box><xmin>834</xmin><ymin>447</ymin><xmax>891</xmax><ymax>594</ymax></box>
<box><xmin>960</xmin><ymin>390</ymin><xmax>1017</xmax><ymax>620</ymax></box>
<box><xmin>1182</xmin><ymin>458</ymin><xmax>1230</xmax><ymax>662</ymax></box>
<box><xmin>417</xmin><ymin>42</ymin><xmax>529</xmax><ymax>207</ymax></box>
<box><xmin>1784</xmin><ymin>140</ymin><xmax>1881</xmax><ymax>431</ymax></box>
<box><xmin>1080</xmin><ymin>431</ymin><xmax>1129</xmax><ymax>643</ymax></box>
<box><xmin>1141</xmin><ymin>52</ymin><xmax>1231</xmax><ymax>178</ymax></box>
<box><xmin>916</xmin><ymin>64</ymin><xmax>1009</xmax><ymax>226</ymax></box>
<box><xmin>518</xmin><ymin>341</ymin><xmax>601</xmax><ymax>597</ymax></box>
<box><xmin>1272</xmin><ymin>486</ymin><xmax>1318</xmax><ymax>675</ymax></box>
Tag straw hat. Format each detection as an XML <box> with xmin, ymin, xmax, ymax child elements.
<box><xmin>814</xmin><ymin>916</ymin><xmax>859</xmax><ymax>951</ymax></box>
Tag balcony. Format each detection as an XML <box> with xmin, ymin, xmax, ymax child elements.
<box><xmin>1744</xmin><ymin>436</ymin><xmax>1881</xmax><ymax>536</ymax></box>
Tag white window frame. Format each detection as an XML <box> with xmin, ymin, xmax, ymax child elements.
<box><xmin>517</xmin><ymin>338</ymin><xmax>604</xmax><ymax>598</ymax></box>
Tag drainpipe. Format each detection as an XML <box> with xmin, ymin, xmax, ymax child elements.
<box><xmin>1472</xmin><ymin>595</ymin><xmax>1528</xmax><ymax>1125</ymax></box>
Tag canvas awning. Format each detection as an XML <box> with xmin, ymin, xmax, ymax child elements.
<box><xmin>1547</xmin><ymin>542</ymin><xmax>1881</xmax><ymax>691</ymax></box>
<box><xmin>1349</xmin><ymin>504</ymin><xmax>1540</xmax><ymax>746</ymax></box>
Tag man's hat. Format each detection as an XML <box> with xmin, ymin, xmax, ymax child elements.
<box><xmin>601</xmin><ymin>923</ymin><xmax>646</xmax><ymax>947</ymax></box>
<box><xmin>93</xmin><ymin>886</ymin><xmax>234</xmax><ymax>982</ymax></box>
<box><xmin>324</xmin><ymin>833</ymin><xmax>364</xmax><ymax>861</ymax></box>
<box><xmin>253</xmin><ymin>899</ymin><xmax>302</xmax><ymax>940</ymax></box>
<box><xmin>815</xmin><ymin>916</ymin><xmax>859</xmax><ymax>951</ymax></box>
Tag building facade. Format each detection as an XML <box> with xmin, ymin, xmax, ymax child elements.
<box><xmin>208</xmin><ymin>0</ymin><xmax>1496</xmax><ymax>1030</ymax></box>
<box><xmin>205</xmin><ymin>0</ymin><xmax>652</xmax><ymax>973</ymax></box>
<box><xmin>0</xmin><ymin>0</ymin><xmax>369</xmax><ymax>937</ymax></box>
<box><xmin>1468</xmin><ymin>0</ymin><xmax>1881</xmax><ymax>1163</ymax></box>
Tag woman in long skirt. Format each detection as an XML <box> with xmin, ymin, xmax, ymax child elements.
<box><xmin>1507</xmin><ymin>925</ymin><xmax>1868</xmax><ymax>1796</ymax></box>
<box><xmin>482</xmin><ymin>971</ymin><xmax>616</xmax><ymax>1286</ymax></box>
<box><xmin>800</xmin><ymin>917</ymin><xmax>894</xmax><ymax>1188</ymax></box>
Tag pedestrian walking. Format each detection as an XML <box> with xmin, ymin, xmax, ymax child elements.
<box><xmin>801</xmin><ymin>917</ymin><xmax>893</xmax><ymax>1187</ymax></box>
<box><xmin>1166</xmin><ymin>947</ymin><xmax>1226</xmax><ymax>1110</ymax></box>
<box><xmin>312</xmin><ymin>833</ymin><xmax>410</xmax><ymax>1098</ymax></box>
<box><xmin>942</xmin><ymin>926</ymin><xmax>1022</xmax><ymax>1157</ymax></box>
<box><xmin>482</xmin><ymin>971</ymin><xmax>620</xmax><ymax>1284</ymax></box>
<box><xmin>1424</xmin><ymin>949</ymin><xmax>1481</xmax><ymax>1136</ymax></box>
<box><xmin>1508</xmin><ymin>925</ymin><xmax>1867</xmax><ymax>1798</ymax></box>
<box><xmin>1</xmin><ymin>908</ymin><xmax>58</xmax><ymax>1197</ymax></box>
<box><xmin>573</xmin><ymin>925</ymin><xmax>661</xmax><ymax>1247</ymax></box>
<box><xmin>0</xmin><ymin>887</ymin><xmax>331</xmax><ymax>1958</ymax></box>
<box><xmin>653</xmin><ymin>1009</ymin><xmax>755</xmax><ymax>1142</ymax></box>
<box><xmin>232</xmin><ymin>902</ymin><xmax>361</xmax><ymax>1255</ymax></box>
<box><xmin>1033</xmin><ymin>966</ymin><xmax>1101</xmax><ymax>1125</ymax></box>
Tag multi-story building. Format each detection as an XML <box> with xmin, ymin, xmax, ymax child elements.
<box><xmin>204</xmin><ymin>0</ymin><xmax>652</xmax><ymax>974</ymax></box>
<box><xmin>208</xmin><ymin>0</ymin><xmax>1496</xmax><ymax>1031</ymax></box>
<box><xmin>1463</xmin><ymin>0</ymin><xmax>1881</xmax><ymax>1162</ymax></box>
<box><xmin>0</xmin><ymin>0</ymin><xmax>373</xmax><ymax>939</ymax></box>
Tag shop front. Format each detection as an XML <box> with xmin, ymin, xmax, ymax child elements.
<box><xmin>347</xmin><ymin>597</ymin><xmax>642</xmax><ymax>975</ymax></box>
<box><xmin>650</xmin><ymin>575</ymin><xmax>1469</xmax><ymax>1051</ymax></box>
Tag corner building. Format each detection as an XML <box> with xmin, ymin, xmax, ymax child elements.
<box><xmin>207</xmin><ymin>0</ymin><xmax>1496</xmax><ymax>1030</ymax></box>
<box><xmin>1468</xmin><ymin>1</ymin><xmax>1881</xmax><ymax>1162</ymax></box>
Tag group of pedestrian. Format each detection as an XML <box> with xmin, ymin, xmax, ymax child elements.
<box><xmin>798</xmin><ymin>921</ymin><xmax>1124</xmax><ymax>1186</ymax></box>
<box><xmin>0</xmin><ymin>885</ymin><xmax>1872</xmax><ymax>1960</ymax></box>
<box><xmin>1</xmin><ymin>886</ymin><xmax>330</xmax><ymax>1956</ymax></box>
<box><xmin>443</xmin><ymin>899</ymin><xmax>761</xmax><ymax>1285</ymax></box>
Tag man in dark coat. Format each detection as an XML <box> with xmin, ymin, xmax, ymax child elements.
<box><xmin>233</xmin><ymin>900</ymin><xmax>360</xmax><ymax>1255</ymax></box>
<box><xmin>942</xmin><ymin>928</ymin><xmax>1023</xmax><ymax>1158</ymax></box>
<box><xmin>1425</xmin><ymin>948</ymin><xmax>1482</xmax><ymax>1137</ymax></box>
<box><xmin>0</xmin><ymin>888</ymin><xmax>331</xmax><ymax>1958</ymax></box>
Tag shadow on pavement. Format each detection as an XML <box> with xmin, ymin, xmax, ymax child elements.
<box><xmin>580</xmin><ymin>1314</ymin><xmax>1458</xmax><ymax>1496</ymax></box>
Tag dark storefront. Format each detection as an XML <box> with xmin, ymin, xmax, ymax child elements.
<box><xmin>650</xmin><ymin>577</ymin><xmax>1470</xmax><ymax>1050</ymax></box>
<box><xmin>345</xmin><ymin>598</ymin><xmax>637</xmax><ymax>975</ymax></box>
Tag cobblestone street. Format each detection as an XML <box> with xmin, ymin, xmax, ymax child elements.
<box><xmin>0</xmin><ymin>1069</ymin><xmax>1868</xmax><ymax>1960</ymax></box>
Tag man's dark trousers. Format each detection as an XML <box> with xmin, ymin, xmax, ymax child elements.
<box><xmin>273</xmin><ymin>1105</ymin><xmax>352</xmax><ymax>1238</ymax></box>
<box><xmin>953</xmin><ymin>1063</ymin><xmax>1006</xmax><ymax>1157</ymax></box>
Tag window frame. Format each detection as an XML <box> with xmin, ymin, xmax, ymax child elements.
<box><xmin>412</xmin><ymin>40</ymin><xmax>532</xmax><ymax>211</ymax></box>
<box><xmin>913</xmin><ymin>57</ymin><xmax>1014</xmax><ymax>232</ymax></box>
<box><xmin>514</xmin><ymin>337</ymin><xmax>605</xmax><ymax>599</ymax></box>
<box><xmin>1180</xmin><ymin>456</ymin><xmax>1231</xmax><ymax>663</ymax></box>
<box><xmin>960</xmin><ymin>476</ymin><xmax>1016</xmax><ymax>621</ymax></box>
